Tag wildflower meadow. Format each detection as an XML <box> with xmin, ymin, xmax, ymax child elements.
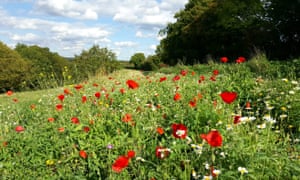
<box><xmin>0</xmin><ymin>58</ymin><xmax>300</xmax><ymax>179</ymax></box>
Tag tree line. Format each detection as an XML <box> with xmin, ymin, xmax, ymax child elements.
<box><xmin>156</xmin><ymin>0</ymin><xmax>300</xmax><ymax>65</ymax></box>
<box><xmin>0</xmin><ymin>42</ymin><xmax>120</xmax><ymax>92</ymax></box>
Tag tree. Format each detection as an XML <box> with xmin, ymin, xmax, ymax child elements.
<box><xmin>157</xmin><ymin>0</ymin><xmax>300</xmax><ymax>65</ymax></box>
<box><xmin>0</xmin><ymin>41</ymin><xmax>30</xmax><ymax>92</ymax></box>
<box><xmin>74</xmin><ymin>45</ymin><xmax>120</xmax><ymax>79</ymax></box>
<box><xmin>129</xmin><ymin>53</ymin><xmax>146</xmax><ymax>69</ymax></box>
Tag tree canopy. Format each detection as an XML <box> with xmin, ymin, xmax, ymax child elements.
<box><xmin>157</xmin><ymin>0</ymin><xmax>300</xmax><ymax>65</ymax></box>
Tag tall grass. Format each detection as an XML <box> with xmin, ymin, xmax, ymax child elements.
<box><xmin>0</xmin><ymin>61</ymin><xmax>299</xmax><ymax>179</ymax></box>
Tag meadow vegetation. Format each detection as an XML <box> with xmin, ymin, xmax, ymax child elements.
<box><xmin>0</xmin><ymin>56</ymin><xmax>299</xmax><ymax>179</ymax></box>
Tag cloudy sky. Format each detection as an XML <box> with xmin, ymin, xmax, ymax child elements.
<box><xmin>0</xmin><ymin>0</ymin><xmax>188</xmax><ymax>60</ymax></box>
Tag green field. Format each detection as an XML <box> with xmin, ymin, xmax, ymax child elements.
<box><xmin>0</xmin><ymin>62</ymin><xmax>299</xmax><ymax>179</ymax></box>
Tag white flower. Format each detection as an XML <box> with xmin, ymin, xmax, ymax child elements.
<box><xmin>282</xmin><ymin>78</ymin><xmax>288</xmax><ymax>82</ymax></box>
<box><xmin>203</xmin><ymin>175</ymin><xmax>212</xmax><ymax>180</ymax></box>
<box><xmin>291</xmin><ymin>80</ymin><xmax>298</xmax><ymax>85</ymax></box>
<box><xmin>238</xmin><ymin>167</ymin><xmax>248</xmax><ymax>175</ymax></box>
<box><xmin>213</xmin><ymin>169</ymin><xmax>221</xmax><ymax>176</ymax></box>
<box><xmin>257</xmin><ymin>123</ymin><xmax>266</xmax><ymax>129</ymax></box>
<box><xmin>289</xmin><ymin>90</ymin><xmax>295</xmax><ymax>95</ymax></box>
<box><xmin>240</xmin><ymin>116</ymin><xmax>256</xmax><ymax>123</ymax></box>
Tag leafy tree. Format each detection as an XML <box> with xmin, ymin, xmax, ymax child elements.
<box><xmin>15</xmin><ymin>44</ymin><xmax>70</xmax><ymax>88</ymax></box>
<box><xmin>158</xmin><ymin>0</ymin><xmax>300</xmax><ymax>65</ymax></box>
<box><xmin>0</xmin><ymin>41</ymin><xmax>30</xmax><ymax>92</ymax></box>
<box><xmin>74</xmin><ymin>45</ymin><xmax>120</xmax><ymax>79</ymax></box>
<box><xmin>129</xmin><ymin>53</ymin><xmax>146</xmax><ymax>69</ymax></box>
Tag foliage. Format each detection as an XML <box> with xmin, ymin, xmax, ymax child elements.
<box><xmin>0</xmin><ymin>63</ymin><xmax>299</xmax><ymax>179</ymax></box>
<box><xmin>140</xmin><ymin>55</ymin><xmax>161</xmax><ymax>71</ymax></box>
<box><xmin>73</xmin><ymin>45</ymin><xmax>120</xmax><ymax>80</ymax></box>
<box><xmin>158</xmin><ymin>0</ymin><xmax>300</xmax><ymax>65</ymax></box>
<box><xmin>0</xmin><ymin>41</ymin><xmax>30</xmax><ymax>92</ymax></box>
<box><xmin>129</xmin><ymin>53</ymin><xmax>146</xmax><ymax>69</ymax></box>
<box><xmin>15</xmin><ymin>43</ymin><xmax>71</xmax><ymax>89</ymax></box>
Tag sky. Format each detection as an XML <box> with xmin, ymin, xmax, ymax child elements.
<box><xmin>0</xmin><ymin>0</ymin><xmax>188</xmax><ymax>60</ymax></box>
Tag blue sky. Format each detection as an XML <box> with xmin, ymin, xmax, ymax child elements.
<box><xmin>0</xmin><ymin>0</ymin><xmax>187</xmax><ymax>60</ymax></box>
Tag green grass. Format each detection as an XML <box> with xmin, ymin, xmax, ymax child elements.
<box><xmin>0</xmin><ymin>64</ymin><xmax>299</xmax><ymax>179</ymax></box>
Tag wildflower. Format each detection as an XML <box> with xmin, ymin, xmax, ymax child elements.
<box><xmin>173</xmin><ymin>75</ymin><xmax>180</xmax><ymax>81</ymax></box>
<box><xmin>289</xmin><ymin>90</ymin><xmax>295</xmax><ymax>95</ymax></box>
<box><xmin>203</xmin><ymin>175</ymin><xmax>213</xmax><ymax>180</ymax></box>
<box><xmin>191</xmin><ymin>144</ymin><xmax>203</xmax><ymax>154</ymax></box>
<box><xmin>126</xmin><ymin>80</ymin><xmax>139</xmax><ymax>89</ymax></box>
<box><xmin>112</xmin><ymin>156</ymin><xmax>129</xmax><ymax>173</ymax></box>
<box><xmin>173</xmin><ymin>92</ymin><xmax>181</xmax><ymax>101</ymax></box>
<box><xmin>211</xmin><ymin>166</ymin><xmax>221</xmax><ymax>177</ymax></box>
<box><xmin>257</xmin><ymin>123</ymin><xmax>266</xmax><ymax>129</ymax></box>
<box><xmin>234</xmin><ymin>115</ymin><xmax>241</xmax><ymax>124</ymax></box>
<box><xmin>56</xmin><ymin>104</ymin><xmax>63</xmax><ymax>111</ymax></box>
<box><xmin>213</xmin><ymin>69</ymin><xmax>219</xmax><ymax>75</ymax></box>
<box><xmin>245</xmin><ymin>101</ymin><xmax>251</xmax><ymax>109</ymax></box>
<box><xmin>180</xmin><ymin>70</ymin><xmax>188</xmax><ymax>76</ymax></box>
<box><xmin>136</xmin><ymin>157</ymin><xmax>146</xmax><ymax>162</ymax></box>
<box><xmin>236</xmin><ymin>56</ymin><xmax>246</xmax><ymax>63</ymax></box>
<box><xmin>71</xmin><ymin>117</ymin><xmax>80</xmax><ymax>124</ymax></box>
<box><xmin>15</xmin><ymin>125</ymin><xmax>25</xmax><ymax>133</ymax></box>
<box><xmin>171</xmin><ymin>123</ymin><xmax>188</xmax><ymax>139</ymax></box>
<box><xmin>155</xmin><ymin>146</ymin><xmax>171</xmax><ymax>159</ymax></box>
<box><xmin>238</xmin><ymin>167</ymin><xmax>248</xmax><ymax>175</ymax></box>
<box><xmin>189</xmin><ymin>99</ymin><xmax>197</xmax><ymax>108</ymax></box>
<box><xmin>282</xmin><ymin>78</ymin><xmax>288</xmax><ymax>82</ymax></box>
<box><xmin>48</xmin><ymin>117</ymin><xmax>55</xmax><ymax>122</ymax></box>
<box><xmin>126</xmin><ymin>150</ymin><xmax>135</xmax><ymax>158</ymax></box>
<box><xmin>220</xmin><ymin>56</ymin><xmax>228</xmax><ymax>63</ymax></box>
<box><xmin>82</xmin><ymin>95</ymin><xmax>87</xmax><ymax>103</ymax></box>
<box><xmin>58</xmin><ymin>127</ymin><xmax>65</xmax><ymax>132</ymax></box>
<box><xmin>122</xmin><ymin>113</ymin><xmax>132</xmax><ymax>123</ymax></box>
<box><xmin>107</xmin><ymin>144</ymin><xmax>113</xmax><ymax>149</ymax></box>
<box><xmin>94</xmin><ymin>92</ymin><xmax>101</xmax><ymax>98</ymax></box>
<box><xmin>64</xmin><ymin>88</ymin><xmax>72</xmax><ymax>95</ymax></box>
<box><xmin>240</xmin><ymin>116</ymin><xmax>256</xmax><ymax>123</ymax></box>
<box><xmin>79</xmin><ymin>150</ymin><xmax>88</xmax><ymax>159</ymax></box>
<box><xmin>83</xmin><ymin>126</ymin><xmax>90</xmax><ymax>133</ymax></box>
<box><xmin>57</xmin><ymin>94</ymin><xmax>65</xmax><ymax>102</ymax></box>
<box><xmin>120</xmin><ymin>88</ymin><xmax>125</xmax><ymax>94</ymax></box>
<box><xmin>156</xmin><ymin>127</ymin><xmax>164</xmax><ymax>135</ymax></box>
<box><xmin>200</xmin><ymin>130</ymin><xmax>222</xmax><ymax>147</ymax></box>
<box><xmin>210</xmin><ymin>76</ymin><xmax>216</xmax><ymax>81</ymax></box>
<box><xmin>226</xmin><ymin>124</ymin><xmax>233</xmax><ymax>130</ymax></box>
<box><xmin>46</xmin><ymin>159</ymin><xmax>55</xmax><ymax>166</ymax></box>
<box><xmin>6</xmin><ymin>90</ymin><xmax>13</xmax><ymax>96</ymax></box>
<box><xmin>74</xmin><ymin>84</ymin><xmax>83</xmax><ymax>90</ymax></box>
<box><xmin>220</xmin><ymin>91</ymin><xmax>237</xmax><ymax>104</ymax></box>
<box><xmin>30</xmin><ymin>104</ymin><xmax>36</xmax><ymax>110</ymax></box>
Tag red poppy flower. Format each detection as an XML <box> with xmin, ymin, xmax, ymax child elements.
<box><xmin>94</xmin><ymin>92</ymin><xmax>101</xmax><ymax>99</ymax></box>
<box><xmin>213</xmin><ymin>70</ymin><xmax>219</xmax><ymax>75</ymax></box>
<box><xmin>71</xmin><ymin>117</ymin><xmax>80</xmax><ymax>124</ymax></box>
<box><xmin>82</xmin><ymin>96</ymin><xmax>87</xmax><ymax>103</ymax></box>
<box><xmin>189</xmin><ymin>98</ymin><xmax>197</xmax><ymax>108</ymax></box>
<box><xmin>180</xmin><ymin>70</ymin><xmax>188</xmax><ymax>76</ymax></box>
<box><xmin>56</xmin><ymin>104</ymin><xmax>63</xmax><ymax>111</ymax></box>
<box><xmin>234</xmin><ymin>115</ymin><xmax>241</xmax><ymax>124</ymax></box>
<box><xmin>112</xmin><ymin>156</ymin><xmax>129</xmax><ymax>173</ymax></box>
<box><xmin>159</xmin><ymin>77</ymin><xmax>167</xmax><ymax>82</ymax></box>
<box><xmin>200</xmin><ymin>75</ymin><xmax>205</xmax><ymax>81</ymax></box>
<box><xmin>57</xmin><ymin>94</ymin><xmax>65</xmax><ymax>102</ymax></box>
<box><xmin>13</xmin><ymin>98</ymin><xmax>18</xmax><ymax>103</ymax></box>
<box><xmin>6</xmin><ymin>90</ymin><xmax>13</xmax><ymax>96</ymax></box>
<box><xmin>155</xmin><ymin>146</ymin><xmax>170</xmax><ymax>159</ymax></box>
<box><xmin>220</xmin><ymin>91</ymin><xmax>237</xmax><ymax>104</ymax></box>
<box><xmin>156</xmin><ymin>127</ymin><xmax>164</xmax><ymax>135</ymax></box>
<box><xmin>210</xmin><ymin>76</ymin><xmax>216</xmax><ymax>81</ymax></box>
<box><xmin>83</xmin><ymin>126</ymin><xmax>90</xmax><ymax>133</ymax></box>
<box><xmin>236</xmin><ymin>56</ymin><xmax>246</xmax><ymax>63</ymax></box>
<box><xmin>191</xmin><ymin>71</ymin><xmax>195</xmax><ymax>76</ymax></box>
<box><xmin>172</xmin><ymin>75</ymin><xmax>180</xmax><ymax>81</ymax></box>
<box><xmin>30</xmin><ymin>104</ymin><xmax>36</xmax><ymax>110</ymax></box>
<box><xmin>15</xmin><ymin>125</ymin><xmax>25</xmax><ymax>133</ymax></box>
<box><xmin>58</xmin><ymin>127</ymin><xmax>65</xmax><ymax>132</ymax></box>
<box><xmin>120</xmin><ymin>88</ymin><xmax>125</xmax><ymax>94</ymax></box>
<box><xmin>64</xmin><ymin>88</ymin><xmax>72</xmax><ymax>95</ymax></box>
<box><xmin>171</xmin><ymin>123</ymin><xmax>187</xmax><ymax>139</ymax></box>
<box><xmin>126</xmin><ymin>80</ymin><xmax>139</xmax><ymax>89</ymax></box>
<box><xmin>220</xmin><ymin>57</ymin><xmax>228</xmax><ymax>63</ymax></box>
<box><xmin>79</xmin><ymin>150</ymin><xmax>88</xmax><ymax>159</ymax></box>
<box><xmin>127</xmin><ymin>150</ymin><xmax>135</xmax><ymax>159</ymax></box>
<box><xmin>74</xmin><ymin>84</ymin><xmax>83</xmax><ymax>90</ymax></box>
<box><xmin>122</xmin><ymin>113</ymin><xmax>132</xmax><ymax>123</ymax></box>
<box><xmin>173</xmin><ymin>92</ymin><xmax>181</xmax><ymax>101</ymax></box>
<box><xmin>200</xmin><ymin>130</ymin><xmax>222</xmax><ymax>147</ymax></box>
<box><xmin>93</xmin><ymin>83</ymin><xmax>99</xmax><ymax>87</ymax></box>
<box><xmin>48</xmin><ymin>117</ymin><xmax>55</xmax><ymax>122</ymax></box>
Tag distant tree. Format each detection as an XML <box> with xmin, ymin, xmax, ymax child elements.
<box><xmin>74</xmin><ymin>45</ymin><xmax>120</xmax><ymax>79</ymax></box>
<box><xmin>129</xmin><ymin>53</ymin><xmax>146</xmax><ymax>69</ymax></box>
<box><xmin>0</xmin><ymin>41</ymin><xmax>30</xmax><ymax>92</ymax></box>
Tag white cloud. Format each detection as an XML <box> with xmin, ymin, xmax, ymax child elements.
<box><xmin>114</xmin><ymin>41</ymin><xmax>137</xmax><ymax>47</ymax></box>
<box><xmin>11</xmin><ymin>33</ymin><xmax>40</xmax><ymax>43</ymax></box>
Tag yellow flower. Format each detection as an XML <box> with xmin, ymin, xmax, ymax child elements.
<box><xmin>46</xmin><ymin>159</ymin><xmax>55</xmax><ymax>166</ymax></box>
<box><xmin>281</xmin><ymin>107</ymin><xmax>287</xmax><ymax>111</ymax></box>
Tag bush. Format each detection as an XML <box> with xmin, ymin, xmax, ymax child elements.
<box><xmin>0</xmin><ymin>41</ymin><xmax>30</xmax><ymax>92</ymax></box>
